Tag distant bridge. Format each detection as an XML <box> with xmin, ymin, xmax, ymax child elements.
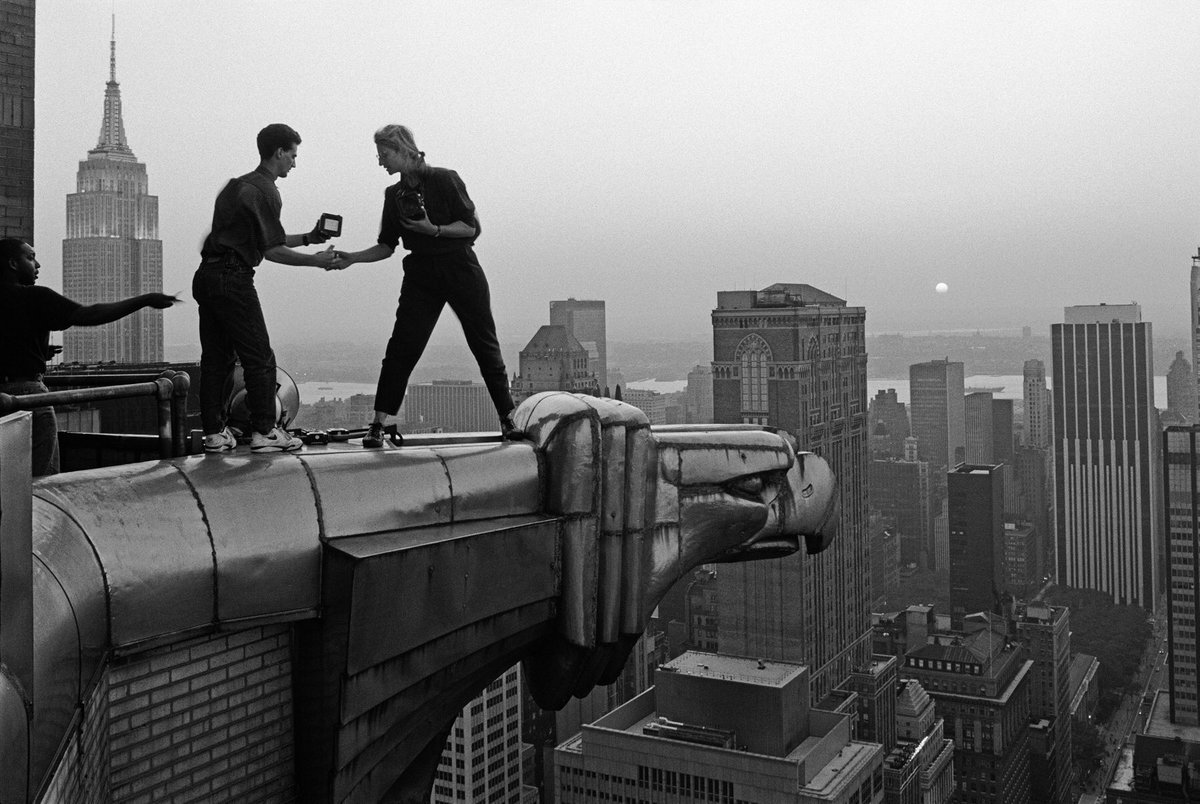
<box><xmin>0</xmin><ymin>392</ymin><xmax>838</xmax><ymax>803</ymax></box>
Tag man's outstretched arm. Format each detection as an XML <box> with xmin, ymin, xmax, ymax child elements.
<box><xmin>68</xmin><ymin>293</ymin><xmax>177</xmax><ymax>326</ymax></box>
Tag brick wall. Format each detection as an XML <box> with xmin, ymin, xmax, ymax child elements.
<box><xmin>105</xmin><ymin>625</ymin><xmax>296</xmax><ymax>803</ymax></box>
<box><xmin>0</xmin><ymin>0</ymin><xmax>35</xmax><ymax>241</ymax></box>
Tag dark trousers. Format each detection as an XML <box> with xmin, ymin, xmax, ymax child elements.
<box><xmin>0</xmin><ymin>379</ymin><xmax>59</xmax><ymax>476</ymax></box>
<box><xmin>192</xmin><ymin>263</ymin><xmax>278</xmax><ymax>435</ymax></box>
<box><xmin>374</xmin><ymin>250</ymin><xmax>514</xmax><ymax>418</ymax></box>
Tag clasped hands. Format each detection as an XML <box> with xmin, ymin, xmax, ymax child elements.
<box><xmin>305</xmin><ymin>214</ymin><xmax>439</xmax><ymax>271</ymax></box>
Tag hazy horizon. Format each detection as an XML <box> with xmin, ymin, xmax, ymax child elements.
<box><xmin>33</xmin><ymin>2</ymin><xmax>1200</xmax><ymax>352</ymax></box>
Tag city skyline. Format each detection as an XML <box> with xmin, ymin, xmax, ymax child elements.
<box><xmin>30</xmin><ymin>2</ymin><xmax>1200</xmax><ymax>353</ymax></box>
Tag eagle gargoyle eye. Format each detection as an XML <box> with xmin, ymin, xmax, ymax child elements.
<box><xmin>724</xmin><ymin>473</ymin><xmax>767</xmax><ymax>499</ymax></box>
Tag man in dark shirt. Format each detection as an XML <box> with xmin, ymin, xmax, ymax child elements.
<box><xmin>193</xmin><ymin>123</ymin><xmax>338</xmax><ymax>454</ymax></box>
<box><xmin>0</xmin><ymin>237</ymin><xmax>177</xmax><ymax>476</ymax></box>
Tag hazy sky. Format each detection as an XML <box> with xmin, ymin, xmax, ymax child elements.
<box><xmin>32</xmin><ymin>2</ymin><xmax>1200</xmax><ymax>351</ymax></box>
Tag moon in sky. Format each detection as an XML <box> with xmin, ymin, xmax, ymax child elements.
<box><xmin>935</xmin><ymin>282</ymin><xmax>949</xmax><ymax>293</ymax></box>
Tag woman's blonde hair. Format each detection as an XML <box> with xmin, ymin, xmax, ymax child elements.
<box><xmin>374</xmin><ymin>124</ymin><xmax>425</xmax><ymax>161</ymax></box>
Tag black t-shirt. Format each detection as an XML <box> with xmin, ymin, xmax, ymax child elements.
<box><xmin>200</xmin><ymin>167</ymin><xmax>287</xmax><ymax>268</ymax></box>
<box><xmin>377</xmin><ymin>167</ymin><xmax>481</xmax><ymax>256</ymax></box>
<box><xmin>0</xmin><ymin>284</ymin><xmax>80</xmax><ymax>376</ymax></box>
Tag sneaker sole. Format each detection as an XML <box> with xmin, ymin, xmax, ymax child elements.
<box><xmin>251</xmin><ymin>443</ymin><xmax>303</xmax><ymax>453</ymax></box>
<box><xmin>204</xmin><ymin>445</ymin><xmax>236</xmax><ymax>453</ymax></box>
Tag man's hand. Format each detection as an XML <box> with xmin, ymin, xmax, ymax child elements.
<box><xmin>146</xmin><ymin>293</ymin><xmax>180</xmax><ymax>309</ymax></box>
<box><xmin>311</xmin><ymin>247</ymin><xmax>338</xmax><ymax>269</ymax></box>
<box><xmin>307</xmin><ymin>219</ymin><xmax>331</xmax><ymax>245</ymax></box>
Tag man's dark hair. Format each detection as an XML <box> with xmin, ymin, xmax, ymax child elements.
<box><xmin>256</xmin><ymin>123</ymin><xmax>301</xmax><ymax>161</ymax></box>
<box><xmin>0</xmin><ymin>237</ymin><xmax>27</xmax><ymax>266</ymax></box>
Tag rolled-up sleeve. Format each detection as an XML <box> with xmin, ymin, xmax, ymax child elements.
<box><xmin>377</xmin><ymin>185</ymin><xmax>403</xmax><ymax>249</ymax></box>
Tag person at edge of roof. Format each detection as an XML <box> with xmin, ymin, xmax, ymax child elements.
<box><xmin>0</xmin><ymin>237</ymin><xmax>179</xmax><ymax>476</ymax></box>
<box><xmin>193</xmin><ymin>122</ymin><xmax>341</xmax><ymax>455</ymax></box>
<box><xmin>330</xmin><ymin>124</ymin><xmax>525</xmax><ymax>448</ymax></box>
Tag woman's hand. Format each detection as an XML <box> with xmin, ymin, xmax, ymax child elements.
<box><xmin>397</xmin><ymin>216</ymin><xmax>439</xmax><ymax>236</ymax></box>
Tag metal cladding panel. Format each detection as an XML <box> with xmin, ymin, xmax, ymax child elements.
<box><xmin>543</xmin><ymin>416</ymin><xmax>596</xmax><ymax>515</ymax></box>
<box><xmin>34</xmin><ymin>463</ymin><xmax>212</xmax><ymax>648</ymax></box>
<box><xmin>0</xmin><ymin>674</ymin><xmax>28</xmax><ymax>804</ymax></box>
<box><xmin>339</xmin><ymin>601</ymin><xmax>554</xmax><ymax>724</ymax></box>
<box><xmin>621</xmin><ymin>427</ymin><xmax>656</xmax><ymax>632</ymax></box>
<box><xmin>656</xmin><ymin>429</ymin><xmax>792</xmax><ymax>487</ymax></box>
<box><xmin>430</xmin><ymin>444</ymin><xmax>540</xmax><ymax>521</ymax></box>
<box><xmin>30</xmin><ymin>559</ymin><xmax>77</xmax><ymax>790</ymax></box>
<box><xmin>177</xmin><ymin>456</ymin><xmax>320</xmax><ymax>621</ymax></box>
<box><xmin>307</xmin><ymin>449</ymin><xmax>454</xmax><ymax>538</ymax></box>
<box><xmin>31</xmin><ymin>499</ymin><xmax>106</xmax><ymax>692</ymax></box>
<box><xmin>342</xmin><ymin>518</ymin><xmax>559</xmax><ymax>676</ymax></box>
<box><xmin>597</xmin><ymin>427</ymin><xmax>627</xmax><ymax>644</ymax></box>
<box><xmin>560</xmin><ymin>516</ymin><xmax>599</xmax><ymax>648</ymax></box>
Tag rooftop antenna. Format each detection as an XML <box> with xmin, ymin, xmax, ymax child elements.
<box><xmin>110</xmin><ymin>13</ymin><xmax>116</xmax><ymax>83</ymax></box>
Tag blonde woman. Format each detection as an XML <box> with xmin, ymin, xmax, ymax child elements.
<box><xmin>334</xmin><ymin>125</ymin><xmax>520</xmax><ymax>447</ymax></box>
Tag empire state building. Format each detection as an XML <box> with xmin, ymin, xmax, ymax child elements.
<box><xmin>62</xmin><ymin>25</ymin><xmax>163</xmax><ymax>364</ymax></box>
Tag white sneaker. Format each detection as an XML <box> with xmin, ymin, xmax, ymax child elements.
<box><xmin>250</xmin><ymin>427</ymin><xmax>303</xmax><ymax>453</ymax></box>
<box><xmin>203</xmin><ymin>427</ymin><xmax>237</xmax><ymax>453</ymax></box>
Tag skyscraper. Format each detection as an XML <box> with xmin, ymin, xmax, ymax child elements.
<box><xmin>549</xmin><ymin>299</ymin><xmax>606</xmax><ymax>391</ymax></box>
<box><xmin>1023</xmin><ymin>359</ymin><xmax>1051</xmax><ymax>449</ymax></box>
<box><xmin>964</xmin><ymin>391</ymin><xmax>995</xmax><ymax>464</ymax></box>
<box><xmin>1166</xmin><ymin>350</ymin><xmax>1197</xmax><ymax>425</ymax></box>
<box><xmin>947</xmin><ymin>464</ymin><xmax>1005</xmax><ymax>619</ymax></box>
<box><xmin>711</xmin><ymin>283</ymin><xmax>869</xmax><ymax>704</ymax></box>
<box><xmin>1191</xmin><ymin>250</ymin><xmax>1200</xmax><ymax>424</ymax></box>
<box><xmin>1016</xmin><ymin>602</ymin><xmax>1074</xmax><ymax>804</ymax></box>
<box><xmin>909</xmin><ymin>359</ymin><xmax>965</xmax><ymax>472</ymax></box>
<box><xmin>0</xmin><ymin>0</ymin><xmax>34</xmax><ymax>241</ymax></box>
<box><xmin>432</xmin><ymin>664</ymin><xmax>538</xmax><ymax>804</ymax></box>
<box><xmin>868</xmin><ymin>388</ymin><xmax>910</xmax><ymax>460</ymax></box>
<box><xmin>1052</xmin><ymin>303</ymin><xmax>1159</xmax><ymax>609</ymax></box>
<box><xmin>1163</xmin><ymin>425</ymin><xmax>1200</xmax><ymax>725</ymax></box>
<box><xmin>62</xmin><ymin>24</ymin><xmax>163</xmax><ymax>364</ymax></box>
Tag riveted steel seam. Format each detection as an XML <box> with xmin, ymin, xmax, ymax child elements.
<box><xmin>32</xmin><ymin>494</ymin><xmax>112</xmax><ymax>652</ymax></box>
<box><xmin>30</xmin><ymin>552</ymin><xmax>84</xmax><ymax>707</ymax></box>
<box><xmin>434</xmin><ymin>451</ymin><xmax>455</xmax><ymax>523</ymax></box>
<box><xmin>294</xmin><ymin>454</ymin><xmax>327</xmax><ymax>615</ymax></box>
<box><xmin>171</xmin><ymin>464</ymin><xmax>219</xmax><ymax>627</ymax></box>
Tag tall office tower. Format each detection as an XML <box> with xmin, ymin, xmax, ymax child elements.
<box><xmin>842</xmin><ymin>655</ymin><xmax>899</xmax><ymax>751</ymax></box>
<box><xmin>1023</xmin><ymin>359</ymin><xmax>1051</xmax><ymax>449</ymax></box>
<box><xmin>511</xmin><ymin>325</ymin><xmax>598</xmax><ymax>403</ymax></box>
<box><xmin>869</xmin><ymin>450</ymin><xmax>931</xmax><ymax>569</ymax></box>
<box><xmin>1166</xmin><ymin>350</ymin><xmax>1197</xmax><ymax>425</ymax></box>
<box><xmin>684</xmin><ymin>364</ymin><xmax>713</xmax><ymax>423</ymax></box>
<box><xmin>964</xmin><ymin>391</ymin><xmax>995</xmax><ymax>464</ymax></box>
<box><xmin>1052</xmin><ymin>303</ymin><xmax>1160</xmax><ymax>609</ymax></box>
<box><xmin>1014</xmin><ymin>446</ymin><xmax>1055</xmax><ymax>583</ymax></box>
<box><xmin>1163</xmin><ymin>425</ymin><xmax>1200</xmax><ymax>725</ymax></box>
<box><xmin>711</xmin><ymin>284</ymin><xmax>869</xmax><ymax>704</ymax></box>
<box><xmin>868</xmin><ymin>388</ymin><xmax>910</xmax><ymax>459</ymax></box>
<box><xmin>886</xmin><ymin>679</ymin><xmax>955</xmax><ymax>804</ymax></box>
<box><xmin>549</xmin><ymin>299</ymin><xmax>606</xmax><ymax>391</ymax></box>
<box><xmin>994</xmin><ymin>398</ymin><xmax>1019</xmax><ymax>515</ymax></box>
<box><xmin>888</xmin><ymin>614</ymin><xmax>1033</xmax><ymax>804</ymax></box>
<box><xmin>63</xmin><ymin>25</ymin><xmax>163</xmax><ymax>364</ymax></box>
<box><xmin>1015</xmin><ymin>602</ymin><xmax>1073</xmax><ymax>804</ymax></box>
<box><xmin>1192</xmin><ymin>250</ymin><xmax>1200</xmax><ymax>424</ymax></box>
<box><xmin>432</xmin><ymin>664</ymin><xmax>538</xmax><ymax>804</ymax></box>
<box><xmin>401</xmin><ymin>380</ymin><xmax>495</xmax><ymax>433</ymax></box>
<box><xmin>869</xmin><ymin>518</ymin><xmax>900</xmax><ymax>606</ymax></box>
<box><xmin>554</xmin><ymin>652</ymin><xmax>886</xmax><ymax>804</ymax></box>
<box><xmin>1003</xmin><ymin>522</ymin><xmax>1039</xmax><ymax>599</ymax></box>
<box><xmin>909</xmin><ymin>359</ymin><xmax>965</xmax><ymax>472</ymax></box>
<box><xmin>0</xmin><ymin>1</ymin><xmax>34</xmax><ymax>240</ymax></box>
<box><xmin>947</xmin><ymin>464</ymin><xmax>1005</xmax><ymax>619</ymax></box>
